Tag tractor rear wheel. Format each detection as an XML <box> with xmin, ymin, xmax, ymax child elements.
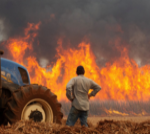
<box><xmin>4</xmin><ymin>84</ymin><xmax>63</xmax><ymax>124</ymax></box>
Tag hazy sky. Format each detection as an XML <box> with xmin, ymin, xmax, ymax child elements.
<box><xmin>0</xmin><ymin>0</ymin><xmax>150</xmax><ymax>67</ymax></box>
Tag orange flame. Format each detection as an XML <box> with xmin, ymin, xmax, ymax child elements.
<box><xmin>104</xmin><ymin>108</ymin><xmax>129</xmax><ymax>116</ymax></box>
<box><xmin>6</xmin><ymin>22</ymin><xmax>40</xmax><ymax>63</ymax></box>
<box><xmin>129</xmin><ymin>110</ymin><xmax>148</xmax><ymax>116</ymax></box>
<box><xmin>4</xmin><ymin>22</ymin><xmax>150</xmax><ymax>102</ymax></box>
<box><xmin>104</xmin><ymin>108</ymin><xmax>148</xmax><ymax>116</ymax></box>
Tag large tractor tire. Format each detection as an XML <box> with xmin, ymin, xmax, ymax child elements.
<box><xmin>4</xmin><ymin>84</ymin><xmax>63</xmax><ymax>124</ymax></box>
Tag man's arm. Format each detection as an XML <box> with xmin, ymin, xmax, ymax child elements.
<box><xmin>89</xmin><ymin>80</ymin><xmax>101</xmax><ymax>97</ymax></box>
<box><xmin>66</xmin><ymin>78</ymin><xmax>75</xmax><ymax>102</ymax></box>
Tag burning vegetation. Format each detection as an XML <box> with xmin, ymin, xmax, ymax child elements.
<box><xmin>1</xmin><ymin>22</ymin><xmax>150</xmax><ymax>116</ymax></box>
<box><xmin>3</xmin><ymin>22</ymin><xmax>150</xmax><ymax>102</ymax></box>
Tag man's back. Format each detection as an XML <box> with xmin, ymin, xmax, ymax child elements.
<box><xmin>66</xmin><ymin>75</ymin><xmax>101</xmax><ymax>111</ymax></box>
<box><xmin>66</xmin><ymin>65</ymin><xmax>101</xmax><ymax>127</ymax></box>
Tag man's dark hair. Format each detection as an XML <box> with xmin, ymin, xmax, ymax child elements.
<box><xmin>76</xmin><ymin>66</ymin><xmax>85</xmax><ymax>75</ymax></box>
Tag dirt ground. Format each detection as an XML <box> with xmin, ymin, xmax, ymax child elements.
<box><xmin>1</xmin><ymin>116</ymin><xmax>150</xmax><ymax>134</ymax></box>
<box><xmin>87</xmin><ymin>116</ymin><xmax>150</xmax><ymax>126</ymax></box>
<box><xmin>63</xmin><ymin>116</ymin><xmax>150</xmax><ymax>126</ymax></box>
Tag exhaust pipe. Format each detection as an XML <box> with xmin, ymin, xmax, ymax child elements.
<box><xmin>0</xmin><ymin>50</ymin><xmax>4</xmax><ymax>97</ymax></box>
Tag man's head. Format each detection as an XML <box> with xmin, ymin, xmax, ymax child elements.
<box><xmin>76</xmin><ymin>66</ymin><xmax>85</xmax><ymax>75</ymax></box>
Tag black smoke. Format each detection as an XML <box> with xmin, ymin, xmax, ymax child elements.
<box><xmin>0</xmin><ymin>0</ymin><xmax>150</xmax><ymax>66</ymax></box>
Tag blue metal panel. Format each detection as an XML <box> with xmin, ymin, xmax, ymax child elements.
<box><xmin>1</xmin><ymin>58</ymin><xmax>30</xmax><ymax>86</ymax></box>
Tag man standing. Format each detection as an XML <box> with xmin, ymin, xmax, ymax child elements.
<box><xmin>66</xmin><ymin>65</ymin><xmax>101</xmax><ymax>127</ymax></box>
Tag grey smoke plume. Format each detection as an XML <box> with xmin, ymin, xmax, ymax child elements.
<box><xmin>0</xmin><ymin>0</ymin><xmax>150</xmax><ymax>66</ymax></box>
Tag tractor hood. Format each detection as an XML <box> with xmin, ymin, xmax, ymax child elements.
<box><xmin>1</xmin><ymin>58</ymin><xmax>30</xmax><ymax>86</ymax></box>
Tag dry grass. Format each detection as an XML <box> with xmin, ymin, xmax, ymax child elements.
<box><xmin>1</xmin><ymin>116</ymin><xmax>150</xmax><ymax>134</ymax></box>
<box><xmin>61</xmin><ymin>100</ymin><xmax>150</xmax><ymax>116</ymax></box>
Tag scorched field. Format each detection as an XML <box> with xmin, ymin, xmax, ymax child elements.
<box><xmin>1</xmin><ymin>116</ymin><xmax>150</xmax><ymax>134</ymax></box>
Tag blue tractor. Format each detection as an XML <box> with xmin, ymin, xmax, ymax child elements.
<box><xmin>0</xmin><ymin>50</ymin><xmax>63</xmax><ymax>125</ymax></box>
